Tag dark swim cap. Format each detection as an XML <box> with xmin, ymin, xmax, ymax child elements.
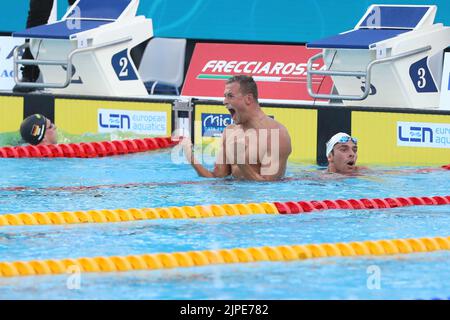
<box><xmin>20</xmin><ymin>114</ymin><xmax>47</xmax><ymax>145</ymax></box>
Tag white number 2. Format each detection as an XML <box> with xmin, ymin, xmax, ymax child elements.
<box><xmin>119</xmin><ymin>57</ymin><xmax>129</xmax><ymax>77</ymax></box>
<box><xmin>417</xmin><ymin>67</ymin><xmax>427</xmax><ymax>89</ymax></box>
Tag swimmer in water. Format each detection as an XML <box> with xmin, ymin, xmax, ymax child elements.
<box><xmin>20</xmin><ymin>114</ymin><xmax>57</xmax><ymax>145</ymax></box>
<box><xmin>325</xmin><ymin>132</ymin><xmax>366</xmax><ymax>175</ymax></box>
<box><xmin>182</xmin><ymin>75</ymin><xmax>292</xmax><ymax>181</ymax></box>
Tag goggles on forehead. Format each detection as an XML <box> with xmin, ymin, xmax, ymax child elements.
<box><xmin>326</xmin><ymin>133</ymin><xmax>358</xmax><ymax>157</ymax></box>
<box><xmin>337</xmin><ymin>136</ymin><xmax>357</xmax><ymax>144</ymax></box>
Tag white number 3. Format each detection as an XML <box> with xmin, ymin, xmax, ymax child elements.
<box><xmin>417</xmin><ymin>67</ymin><xmax>426</xmax><ymax>89</ymax></box>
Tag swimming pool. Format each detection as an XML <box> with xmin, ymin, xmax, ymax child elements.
<box><xmin>0</xmin><ymin>149</ymin><xmax>449</xmax><ymax>299</ymax></box>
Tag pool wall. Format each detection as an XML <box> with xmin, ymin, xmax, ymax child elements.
<box><xmin>1</xmin><ymin>92</ymin><xmax>449</xmax><ymax>165</ymax></box>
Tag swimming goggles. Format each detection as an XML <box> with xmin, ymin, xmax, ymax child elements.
<box><xmin>338</xmin><ymin>136</ymin><xmax>357</xmax><ymax>144</ymax></box>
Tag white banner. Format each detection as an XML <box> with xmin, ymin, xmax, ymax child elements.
<box><xmin>98</xmin><ymin>109</ymin><xmax>167</xmax><ymax>135</ymax></box>
<box><xmin>397</xmin><ymin>121</ymin><xmax>450</xmax><ymax>148</ymax></box>
<box><xmin>0</xmin><ymin>36</ymin><xmax>24</xmax><ymax>91</ymax></box>
<box><xmin>439</xmin><ymin>52</ymin><xmax>450</xmax><ymax>110</ymax></box>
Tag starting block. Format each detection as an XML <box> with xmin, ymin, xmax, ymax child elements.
<box><xmin>307</xmin><ymin>5</ymin><xmax>450</xmax><ymax>109</ymax></box>
<box><xmin>13</xmin><ymin>0</ymin><xmax>153</xmax><ymax>97</ymax></box>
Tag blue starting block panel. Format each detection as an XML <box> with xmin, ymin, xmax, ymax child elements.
<box><xmin>358</xmin><ymin>6</ymin><xmax>431</xmax><ymax>29</ymax></box>
<box><xmin>13</xmin><ymin>20</ymin><xmax>112</xmax><ymax>40</ymax></box>
<box><xmin>12</xmin><ymin>0</ymin><xmax>132</xmax><ymax>39</ymax></box>
<box><xmin>307</xmin><ymin>29</ymin><xmax>410</xmax><ymax>49</ymax></box>
<box><xmin>308</xmin><ymin>5</ymin><xmax>434</xmax><ymax>49</ymax></box>
<box><xmin>66</xmin><ymin>0</ymin><xmax>132</xmax><ymax>20</ymax></box>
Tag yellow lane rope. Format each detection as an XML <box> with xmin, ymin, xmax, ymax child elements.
<box><xmin>1</xmin><ymin>236</ymin><xmax>449</xmax><ymax>277</ymax></box>
<box><xmin>0</xmin><ymin>203</ymin><xmax>279</xmax><ymax>226</ymax></box>
<box><xmin>1</xmin><ymin>195</ymin><xmax>448</xmax><ymax>227</ymax></box>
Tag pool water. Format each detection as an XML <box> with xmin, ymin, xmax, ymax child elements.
<box><xmin>0</xmin><ymin>150</ymin><xmax>449</xmax><ymax>299</ymax></box>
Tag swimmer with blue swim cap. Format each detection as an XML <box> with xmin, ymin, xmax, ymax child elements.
<box><xmin>326</xmin><ymin>132</ymin><xmax>362</xmax><ymax>175</ymax></box>
<box><xmin>20</xmin><ymin>114</ymin><xmax>57</xmax><ymax>145</ymax></box>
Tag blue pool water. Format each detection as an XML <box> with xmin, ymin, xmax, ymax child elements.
<box><xmin>0</xmin><ymin>150</ymin><xmax>449</xmax><ymax>299</ymax></box>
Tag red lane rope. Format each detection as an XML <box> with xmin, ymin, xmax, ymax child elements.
<box><xmin>0</xmin><ymin>137</ymin><xmax>177</xmax><ymax>158</ymax></box>
<box><xmin>274</xmin><ymin>195</ymin><xmax>450</xmax><ymax>214</ymax></box>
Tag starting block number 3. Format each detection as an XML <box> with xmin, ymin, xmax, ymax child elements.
<box><xmin>409</xmin><ymin>57</ymin><xmax>438</xmax><ymax>93</ymax></box>
<box><xmin>111</xmin><ymin>49</ymin><xmax>138</xmax><ymax>81</ymax></box>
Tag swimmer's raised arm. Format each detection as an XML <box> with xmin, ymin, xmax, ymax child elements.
<box><xmin>182</xmin><ymin>136</ymin><xmax>231</xmax><ymax>178</ymax></box>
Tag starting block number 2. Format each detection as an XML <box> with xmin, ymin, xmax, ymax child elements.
<box><xmin>111</xmin><ymin>49</ymin><xmax>138</xmax><ymax>81</ymax></box>
<box><xmin>119</xmin><ymin>57</ymin><xmax>129</xmax><ymax>77</ymax></box>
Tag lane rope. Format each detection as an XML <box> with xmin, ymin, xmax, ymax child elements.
<box><xmin>0</xmin><ymin>137</ymin><xmax>177</xmax><ymax>158</ymax></box>
<box><xmin>0</xmin><ymin>235</ymin><xmax>448</xmax><ymax>277</ymax></box>
<box><xmin>0</xmin><ymin>195</ymin><xmax>449</xmax><ymax>227</ymax></box>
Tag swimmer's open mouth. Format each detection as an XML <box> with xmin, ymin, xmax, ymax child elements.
<box><xmin>347</xmin><ymin>161</ymin><xmax>355</xmax><ymax>166</ymax></box>
<box><xmin>228</xmin><ymin>107</ymin><xmax>236</xmax><ymax>117</ymax></box>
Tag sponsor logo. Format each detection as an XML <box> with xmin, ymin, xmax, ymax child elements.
<box><xmin>201</xmin><ymin>113</ymin><xmax>274</xmax><ymax>137</ymax></box>
<box><xmin>0</xmin><ymin>47</ymin><xmax>13</xmax><ymax>78</ymax></box>
<box><xmin>98</xmin><ymin>109</ymin><xmax>167</xmax><ymax>135</ymax></box>
<box><xmin>0</xmin><ymin>69</ymin><xmax>13</xmax><ymax>78</ymax></box>
<box><xmin>202</xmin><ymin>113</ymin><xmax>233</xmax><ymax>137</ymax></box>
<box><xmin>198</xmin><ymin>60</ymin><xmax>325</xmax><ymax>84</ymax></box>
<box><xmin>397</xmin><ymin>122</ymin><xmax>450</xmax><ymax>148</ymax></box>
<box><xmin>0</xmin><ymin>37</ymin><xmax>24</xmax><ymax>89</ymax></box>
<box><xmin>6</xmin><ymin>46</ymin><xmax>16</xmax><ymax>60</ymax></box>
<box><xmin>181</xmin><ymin>43</ymin><xmax>333</xmax><ymax>101</ymax></box>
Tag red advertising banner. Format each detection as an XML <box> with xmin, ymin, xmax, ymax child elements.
<box><xmin>181</xmin><ymin>43</ymin><xmax>333</xmax><ymax>101</ymax></box>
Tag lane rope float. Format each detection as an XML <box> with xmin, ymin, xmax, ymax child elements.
<box><xmin>0</xmin><ymin>195</ymin><xmax>449</xmax><ymax>227</ymax></box>
<box><xmin>0</xmin><ymin>137</ymin><xmax>177</xmax><ymax>158</ymax></box>
<box><xmin>0</xmin><ymin>235</ymin><xmax>448</xmax><ymax>277</ymax></box>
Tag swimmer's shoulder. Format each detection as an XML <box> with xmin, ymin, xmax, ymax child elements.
<box><xmin>223</xmin><ymin>123</ymin><xmax>242</xmax><ymax>133</ymax></box>
<box><xmin>271</xmin><ymin>117</ymin><xmax>290</xmax><ymax>135</ymax></box>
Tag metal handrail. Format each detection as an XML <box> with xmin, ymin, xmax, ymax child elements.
<box><xmin>306</xmin><ymin>45</ymin><xmax>432</xmax><ymax>101</ymax></box>
<box><xmin>13</xmin><ymin>36</ymin><xmax>132</xmax><ymax>89</ymax></box>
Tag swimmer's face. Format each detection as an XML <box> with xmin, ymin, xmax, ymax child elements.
<box><xmin>224</xmin><ymin>82</ymin><xmax>249</xmax><ymax>125</ymax></box>
<box><xmin>328</xmin><ymin>140</ymin><xmax>358</xmax><ymax>174</ymax></box>
<box><xmin>42</xmin><ymin>119</ymin><xmax>57</xmax><ymax>145</ymax></box>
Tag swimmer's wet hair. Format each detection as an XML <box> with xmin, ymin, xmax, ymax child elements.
<box><xmin>226</xmin><ymin>75</ymin><xmax>258</xmax><ymax>101</ymax></box>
